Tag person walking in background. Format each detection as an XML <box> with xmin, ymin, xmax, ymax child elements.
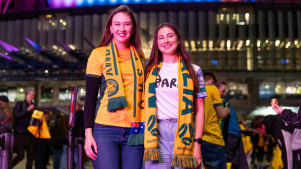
<box><xmin>250</xmin><ymin>128</ymin><xmax>259</xmax><ymax>165</ymax></box>
<box><xmin>73</xmin><ymin>101</ymin><xmax>86</xmax><ymax>169</ymax></box>
<box><xmin>51</xmin><ymin>112</ymin><xmax>69</xmax><ymax>169</ymax></box>
<box><xmin>201</xmin><ymin>72</ymin><xmax>230</xmax><ymax>169</ymax></box>
<box><xmin>12</xmin><ymin>89</ymin><xmax>36</xmax><ymax>169</ymax></box>
<box><xmin>35</xmin><ymin>110</ymin><xmax>52</xmax><ymax>169</ymax></box>
<box><xmin>143</xmin><ymin>23</ymin><xmax>206</xmax><ymax>169</ymax></box>
<box><xmin>84</xmin><ymin>5</ymin><xmax>145</xmax><ymax>169</ymax></box>
<box><xmin>238</xmin><ymin>117</ymin><xmax>253</xmax><ymax>166</ymax></box>
<box><xmin>251</xmin><ymin>112</ymin><xmax>301</xmax><ymax>169</ymax></box>
<box><xmin>216</xmin><ymin>80</ymin><xmax>249</xmax><ymax>169</ymax></box>
<box><xmin>0</xmin><ymin>95</ymin><xmax>13</xmax><ymax>134</ymax></box>
<box><xmin>254</xmin><ymin>123</ymin><xmax>266</xmax><ymax>164</ymax></box>
<box><xmin>266</xmin><ymin>134</ymin><xmax>275</xmax><ymax>162</ymax></box>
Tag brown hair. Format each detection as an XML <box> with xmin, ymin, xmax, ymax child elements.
<box><xmin>251</xmin><ymin>115</ymin><xmax>265</xmax><ymax>129</ymax></box>
<box><xmin>216</xmin><ymin>80</ymin><xmax>227</xmax><ymax>88</ymax></box>
<box><xmin>0</xmin><ymin>100</ymin><xmax>13</xmax><ymax>122</ymax></box>
<box><xmin>203</xmin><ymin>72</ymin><xmax>217</xmax><ymax>85</ymax></box>
<box><xmin>99</xmin><ymin>5</ymin><xmax>143</xmax><ymax>58</ymax></box>
<box><xmin>145</xmin><ymin>23</ymin><xmax>199</xmax><ymax>96</ymax></box>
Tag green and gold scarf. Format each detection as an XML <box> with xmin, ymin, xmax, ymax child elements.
<box><xmin>105</xmin><ymin>39</ymin><xmax>145</xmax><ymax>145</ymax></box>
<box><xmin>144</xmin><ymin>57</ymin><xmax>197</xmax><ymax>168</ymax></box>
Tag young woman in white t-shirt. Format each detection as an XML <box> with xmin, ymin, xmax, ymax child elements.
<box><xmin>143</xmin><ymin>23</ymin><xmax>207</xmax><ymax>169</ymax></box>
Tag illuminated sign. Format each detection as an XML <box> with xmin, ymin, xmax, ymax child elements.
<box><xmin>49</xmin><ymin>0</ymin><xmax>224</xmax><ymax>8</ymax></box>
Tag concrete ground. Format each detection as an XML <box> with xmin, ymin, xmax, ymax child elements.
<box><xmin>12</xmin><ymin>156</ymin><xmax>93</xmax><ymax>169</ymax></box>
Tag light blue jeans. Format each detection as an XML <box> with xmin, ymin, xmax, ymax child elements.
<box><xmin>144</xmin><ymin>119</ymin><xmax>190</xmax><ymax>169</ymax></box>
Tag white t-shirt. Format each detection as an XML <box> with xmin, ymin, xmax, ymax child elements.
<box><xmin>155</xmin><ymin>62</ymin><xmax>207</xmax><ymax>119</ymax></box>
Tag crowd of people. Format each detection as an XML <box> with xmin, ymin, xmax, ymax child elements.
<box><xmin>1</xmin><ymin>4</ymin><xmax>301</xmax><ymax>169</ymax></box>
<box><xmin>0</xmin><ymin>89</ymin><xmax>86</xmax><ymax>169</ymax></box>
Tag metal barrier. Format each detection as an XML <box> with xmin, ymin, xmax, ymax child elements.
<box><xmin>75</xmin><ymin>137</ymin><xmax>84</xmax><ymax>169</ymax></box>
<box><xmin>67</xmin><ymin>86</ymin><xmax>85</xmax><ymax>169</ymax></box>
<box><xmin>0</xmin><ymin>134</ymin><xmax>85</xmax><ymax>169</ymax></box>
<box><xmin>0</xmin><ymin>133</ymin><xmax>14</xmax><ymax>169</ymax></box>
<box><xmin>67</xmin><ymin>129</ymin><xmax>75</xmax><ymax>169</ymax></box>
<box><xmin>67</xmin><ymin>130</ymin><xmax>84</xmax><ymax>169</ymax></box>
<box><xmin>0</xmin><ymin>86</ymin><xmax>85</xmax><ymax>169</ymax></box>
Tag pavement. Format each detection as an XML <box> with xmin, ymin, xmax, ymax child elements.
<box><xmin>12</xmin><ymin>156</ymin><xmax>93</xmax><ymax>169</ymax></box>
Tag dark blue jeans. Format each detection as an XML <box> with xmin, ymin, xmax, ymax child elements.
<box><xmin>201</xmin><ymin>141</ymin><xmax>226</xmax><ymax>169</ymax></box>
<box><xmin>92</xmin><ymin>124</ymin><xmax>144</xmax><ymax>169</ymax></box>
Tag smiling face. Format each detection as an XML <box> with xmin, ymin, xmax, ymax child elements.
<box><xmin>110</xmin><ymin>12</ymin><xmax>133</xmax><ymax>48</ymax></box>
<box><xmin>26</xmin><ymin>90</ymin><xmax>35</xmax><ymax>103</ymax></box>
<box><xmin>157</xmin><ymin>27</ymin><xmax>179</xmax><ymax>57</ymax></box>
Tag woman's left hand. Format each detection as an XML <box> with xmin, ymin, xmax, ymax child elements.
<box><xmin>193</xmin><ymin>142</ymin><xmax>202</xmax><ymax>167</ymax></box>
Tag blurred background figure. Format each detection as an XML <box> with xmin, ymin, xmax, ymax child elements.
<box><xmin>238</xmin><ymin>117</ymin><xmax>253</xmax><ymax>167</ymax></box>
<box><xmin>217</xmin><ymin>81</ymin><xmax>249</xmax><ymax>169</ymax></box>
<box><xmin>0</xmin><ymin>95</ymin><xmax>13</xmax><ymax>134</ymax></box>
<box><xmin>12</xmin><ymin>89</ymin><xmax>36</xmax><ymax>169</ymax></box>
<box><xmin>51</xmin><ymin>112</ymin><xmax>69</xmax><ymax>169</ymax></box>
<box><xmin>35</xmin><ymin>110</ymin><xmax>52</xmax><ymax>169</ymax></box>
<box><xmin>73</xmin><ymin>100</ymin><xmax>86</xmax><ymax>169</ymax></box>
<box><xmin>201</xmin><ymin>72</ymin><xmax>230</xmax><ymax>169</ymax></box>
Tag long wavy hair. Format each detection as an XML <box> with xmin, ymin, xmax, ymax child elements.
<box><xmin>145</xmin><ymin>23</ymin><xmax>199</xmax><ymax>96</ymax></box>
<box><xmin>99</xmin><ymin>5</ymin><xmax>143</xmax><ymax>58</ymax></box>
<box><xmin>0</xmin><ymin>100</ymin><xmax>13</xmax><ymax>122</ymax></box>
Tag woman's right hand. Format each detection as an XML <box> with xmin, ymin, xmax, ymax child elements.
<box><xmin>84</xmin><ymin>128</ymin><xmax>98</xmax><ymax>160</ymax></box>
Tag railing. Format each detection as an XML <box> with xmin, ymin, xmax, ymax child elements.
<box><xmin>0</xmin><ymin>134</ymin><xmax>84</xmax><ymax>169</ymax></box>
<box><xmin>0</xmin><ymin>133</ymin><xmax>13</xmax><ymax>169</ymax></box>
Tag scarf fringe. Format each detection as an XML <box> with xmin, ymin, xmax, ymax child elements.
<box><xmin>107</xmin><ymin>97</ymin><xmax>128</xmax><ymax>112</ymax></box>
<box><xmin>143</xmin><ymin>148</ymin><xmax>159</xmax><ymax>161</ymax></box>
<box><xmin>171</xmin><ymin>154</ymin><xmax>198</xmax><ymax>168</ymax></box>
<box><xmin>127</xmin><ymin>133</ymin><xmax>144</xmax><ymax>145</ymax></box>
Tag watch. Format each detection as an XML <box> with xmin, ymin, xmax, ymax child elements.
<box><xmin>194</xmin><ymin>138</ymin><xmax>203</xmax><ymax>144</ymax></box>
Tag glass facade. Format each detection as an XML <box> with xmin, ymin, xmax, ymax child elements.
<box><xmin>259</xmin><ymin>81</ymin><xmax>301</xmax><ymax>99</ymax></box>
<box><xmin>1</xmin><ymin>2</ymin><xmax>301</xmax><ymax>115</ymax></box>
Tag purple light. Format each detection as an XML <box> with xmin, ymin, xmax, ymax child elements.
<box><xmin>56</xmin><ymin>40</ymin><xmax>71</xmax><ymax>51</ymax></box>
<box><xmin>0</xmin><ymin>52</ymin><xmax>13</xmax><ymax>61</ymax></box>
<box><xmin>0</xmin><ymin>40</ymin><xmax>19</xmax><ymax>52</ymax></box>
<box><xmin>51</xmin><ymin>0</ymin><xmax>76</xmax><ymax>8</ymax></box>
<box><xmin>25</xmin><ymin>37</ymin><xmax>41</xmax><ymax>51</ymax></box>
<box><xmin>64</xmin><ymin>0</ymin><xmax>75</xmax><ymax>6</ymax></box>
<box><xmin>49</xmin><ymin>0</ymin><xmax>222</xmax><ymax>8</ymax></box>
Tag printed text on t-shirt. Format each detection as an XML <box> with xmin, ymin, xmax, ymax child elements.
<box><xmin>156</xmin><ymin>78</ymin><xmax>178</xmax><ymax>88</ymax></box>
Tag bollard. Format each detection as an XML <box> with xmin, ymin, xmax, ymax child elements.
<box><xmin>75</xmin><ymin>137</ymin><xmax>84</xmax><ymax>169</ymax></box>
<box><xmin>0</xmin><ymin>133</ymin><xmax>14</xmax><ymax>169</ymax></box>
<box><xmin>67</xmin><ymin>130</ymin><xmax>74</xmax><ymax>169</ymax></box>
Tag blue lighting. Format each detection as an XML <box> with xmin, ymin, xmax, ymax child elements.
<box><xmin>25</xmin><ymin>37</ymin><xmax>41</xmax><ymax>52</ymax></box>
<box><xmin>280</xmin><ymin>59</ymin><xmax>289</xmax><ymax>65</ymax></box>
<box><xmin>121</xmin><ymin>0</ymin><xmax>130</xmax><ymax>3</ymax></box>
<box><xmin>87</xmin><ymin>0</ymin><xmax>95</xmax><ymax>5</ymax></box>
<box><xmin>109</xmin><ymin>0</ymin><xmax>118</xmax><ymax>4</ymax></box>
<box><xmin>211</xmin><ymin>60</ymin><xmax>218</xmax><ymax>65</ymax></box>
<box><xmin>76</xmin><ymin>0</ymin><xmax>85</xmax><ymax>6</ymax></box>
<box><xmin>133</xmin><ymin>0</ymin><xmax>141</xmax><ymax>4</ymax></box>
<box><xmin>98</xmin><ymin>0</ymin><xmax>106</xmax><ymax>5</ymax></box>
